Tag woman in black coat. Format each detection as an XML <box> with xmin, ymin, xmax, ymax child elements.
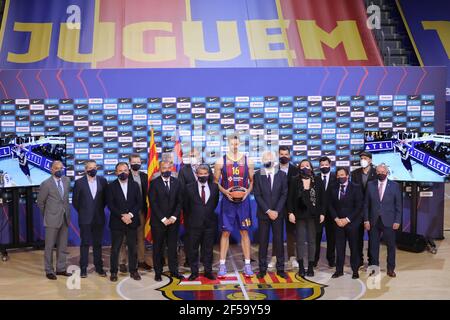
<box><xmin>287</xmin><ymin>159</ymin><xmax>324</xmax><ymax>277</ymax></box>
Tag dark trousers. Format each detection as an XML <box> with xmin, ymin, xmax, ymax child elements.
<box><xmin>314</xmin><ymin>216</ymin><xmax>336</xmax><ymax>264</ymax></box>
<box><xmin>295</xmin><ymin>218</ymin><xmax>316</xmax><ymax>263</ymax></box>
<box><xmin>369</xmin><ymin>217</ymin><xmax>396</xmax><ymax>271</ymax></box>
<box><xmin>358</xmin><ymin>221</ymin><xmax>372</xmax><ymax>264</ymax></box>
<box><xmin>79</xmin><ymin>223</ymin><xmax>104</xmax><ymax>272</ymax></box>
<box><xmin>335</xmin><ymin>222</ymin><xmax>360</xmax><ymax>273</ymax></box>
<box><xmin>259</xmin><ymin>216</ymin><xmax>285</xmax><ymax>272</ymax></box>
<box><xmin>110</xmin><ymin>228</ymin><xmax>137</xmax><ymax>274</ymax></box>
<box><xmin>188</xmin><ymin>224</ymin><xmax>215</xmax><ymax>274</ymax></box>
<box><xmin>152</xmin><ymin>223</ymin><xmax>179</xmax><ymax>275</ymax></box>
<box><xmin>285</xmin><ymin>214</ymin><xmax>296</xmax><ymax>257</ymax></box>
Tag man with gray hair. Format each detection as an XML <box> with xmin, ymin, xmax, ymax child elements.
<box><xmin>363</xmin><ymin>163</ymin><xmax>401</xmax><ymax>278</ymax></box>
<box><xmin>253</xmin><ymin>150</ymin><xmax>288</xmax><ymax>279</ymax></box>
<box><xmin>37</xmin><ymin>160</ymin><xmax>71</xmax><ymax>280</ymax></box>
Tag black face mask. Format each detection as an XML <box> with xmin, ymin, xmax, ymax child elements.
<box><xmin>337</xmin><ymin>177</ymin><xmax>348</xmax><ymax>185</ymax></box>
<box><xmin>86</xmin><ymin>169</ymin><xmax>97</xmax><ymax>177</ymax></box>
<box><xmin>300</xmin><ymin>167</ymin><xmax>312</xmax><ymax>177</ymax></box>
<box><xmin>130</xmin><ymin>164</ymin><xmax>141</xmax><ymax>171</ymax></box>
<box><xmin>263</xmin><ymin>161</ymin><xmax>273</xmax><ymax>168</ymax></box>
<box><xmin>54</xmin><ymin>170</ymin><xmax>63</xmax><ymax>178</ymax></box>
<box><xmin>377</xmin><ymin>173</ymin><xmax>387</xmax><ymax>181</ymax></box>
<box><xmin>162</xmin><ymin>171</ymin><xmax>171</xmax><ymax>178</ymax></box>
<box><xmin>320</xmin><ymin>167</ymin><xmax>330</xmax><ymax>174</ymax></box>
<box><xmin>198</xmin><ymin>176</ymin><xmax>208</xmax><ymax>184</ymax></box>
<box><xmin>279</xmin><ymin>156</ymin><xmax>290</xmax><ymax>165</ymax></box>
<box><xmin>118</xmin><ymin>172</ymin><xmax>128</xmax><ymax>181</ymax></box>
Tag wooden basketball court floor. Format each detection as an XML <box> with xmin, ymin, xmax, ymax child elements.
<box><xmin>1</xmin><ymin>191</ymin><xmax>450</xmax><ymax>300</ymax></box>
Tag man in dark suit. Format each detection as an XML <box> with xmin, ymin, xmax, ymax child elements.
<box><xmin>254</xmin><ymin>151</ymin><xmax>288</xmax><ymax>278</ymax></box>
<box><xmin>267</xmin><ymin>146</ymin><xmax>299</xmax><ymax>269</ymax></box>
<box><xmin>178</xmin><ymin>148</ymin><xmax>213</xmax><ymax>267</ymax></box>
<box><xmin>149</xmin><ymin>160</ymin><xmax>184</xmax><ymax>282</ymax></box>
<box><xmin>329</xmin><ymin>167</ymin><xmax>363</xmax><ymax>279</ymax></box>
<box><xmin>37</xmin><ymin>160</ymin><xmax>71</xmax><ymax>280</ymax></box>
<box><xmin>118</xmin><ymin>154</ymin><xmax>152</xmax><ymax>272</ymax></box>
<box><xmin>351</xmin><ymin>151</ymin><xmax>377</xmax><ymax>267</ymax></box>
<box><xmin>72</xmin><ymin>160</ymin><xmax>108</xmax><ymax>278</ymax></box>
<box><xmin>364</xmin><ymin>163</ymin><xmax>402</xmax><ymax>278</ymax></box>
<box><xmin>106</xmin><ymin>162</ymin><xmax>142</xmax><ymax>282</ymax></box>
<box><xmin>184</xmin><ymin>164</ymin><xmax>219</xmax><ymax>281</ymax></box>
<box><xmin>314</xmin><ymin>156</ymin><xmax>337</xmax><ymax>268</ymax></box>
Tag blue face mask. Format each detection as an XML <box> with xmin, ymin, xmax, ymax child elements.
<box><xmin>54</xmin><ymin>170</ymin><xmax>63</xmax><ymax>178</ymax></box>
<box><xmin>162</xmin><ymin>171</ymin><xmax>171</xmax><ymax>178</ymax></box>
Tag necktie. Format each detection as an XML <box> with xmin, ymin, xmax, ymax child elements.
<box><xmin>201</xmin><ymin>185</ymin><xmax>206</xmax><ymax>205</ymax></box>
<box><xmin>378</xmin><ymin>182</ymin><xmax>384</xmax><ymax>201</ymax></box>
<box><xmin>57</xmin><ymin>180</ymin><xmax>64</xmax><ymax>198</ymax></box>
<box><xmin>164</xmin><ymin>180</ymin><xmax>170</xmax><ymax>193</ymax></box>
<box><xmin>322</xmin><ymin>175</ymin><xmax>327</xmax><ymax>190</ymax></box>
<box><xmin>267</xmin><ymin>174</ymin><xmax>272</xmax><ymax>190</ymax></box>
<box><xmin>339</xmin><ymin>184</ymin><xmax>345</xmax><ymax>200</ymax></box>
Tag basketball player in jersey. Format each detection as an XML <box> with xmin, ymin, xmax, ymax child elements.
<box><xmin>214</xmin><ymin>135</ymin><xmax>255</xmax><ymax>278</ymax></box>
<box><xmin>15</xmin><ymin>145</ymin><xmax>32</xmax><ymax>184</ymax></box>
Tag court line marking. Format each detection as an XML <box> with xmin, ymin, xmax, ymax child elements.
<box><xmin>228</xmin><ymin>246</ymin><xmax>250</xmax><ymax>300</ymax></box>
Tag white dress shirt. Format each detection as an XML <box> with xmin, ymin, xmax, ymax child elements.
<box><xmin>119</xmin><ymin>179</ymin><xmax>133</xmax><ymax>218</ymax></box>
<box><xmin>87</xmin><ymin>177</ymin><xmax>97</xmax><ymax>199</ymax></box>
<box><xmin>161</xmin><ymin>177</ymin><xmax>177</xmax><ymax>223</ymax></box>
<box><xmin>378</xmin><ymin>179</ymin><xmax>387</xmax><ymax>201</ymax></box>
<box><xmin>198</xmin><ymin>181</ymin><xmax>210</xmax><ymax>203</ymax></box>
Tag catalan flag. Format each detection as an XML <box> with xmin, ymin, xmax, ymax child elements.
<box><xmin>145</xmin><ymin>128</ymin><xmax>159</xmax><ymax>242</ymax></box>
<box><xmin>172</xmin><ymin>127</ymin><xmax>183</xmax><ymax>172</ymax></box>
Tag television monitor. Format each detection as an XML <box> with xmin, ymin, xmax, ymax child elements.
<box><xmin>364</xmin><ymin>131</ymin><xmax>450</xmax><ymax>183</ymax></box>
<box><xmin>0</xmin><ymin>135</ymin><xmax>66</xmax><ymax>188</ymax></box>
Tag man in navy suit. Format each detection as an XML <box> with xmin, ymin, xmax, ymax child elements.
<box><xmin>184</xmin><ymin>164</ymin><xmax>219</xmax><ymax>281</ymax></box>
<box><xmin>329</xmin><ymin>167</ymin><xmax>363</xmax><ymax>279</ymax></box>
<box><xmin>106</xmin><ymin>162</ymin><xmax>142</xmax><ymax>282</ymax></box>
<box><xmin>148</xmin><ymin>160</ymin><xmax>184</xmax><ymax>282</ymax></box>
<box><xmin>254</xmin><ymin>151</ymin><xmax>288</xmax><ymax>279</ymax></box>
<box><xmin>364</xmin><ymin>163</ymin><xmax>402</xmax><ymax>278</ymax></box>
<box><xmin>73</xmin><ymin>160</ymin><xmax>108</xmax><ymax>278</ymax></box>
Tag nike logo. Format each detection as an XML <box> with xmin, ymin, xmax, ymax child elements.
<box><xmin>18</xmin><ymin>105</ymin><xmax>27</xmax><ymax>110</ymax></box>
<box><xmin>92</xmin><ymin>110</ymin><xmax>100</xmax><ymax>114</ymax></box>
<box><xmin>325</xmin><ymin>119</ymin><xmax>332</xmax><ymax>122</ymax></box>
<box><xmin>92</xmin><ymin>121</ymin><xmax>100</xmax><ymax>125</ymax></box>
<box><xmin>92</xmin><ymin>144</ymin><xmax>100</xmax><ymax>148</ymax></box>
<box><xmin>339</xmin><ymin>102</ymin><xmax>348</xmax><ymax>106</ymax></box>
<box><xmin>223</xmin><ymin>125</ymin><xmax>233</xmax><ymax>129</ymax></box>
<box><xmin>353</xmin><ymin>96</ymin><xmax>362</xmax><ymax>100</ymax></box>
<box><xmin>238</xmin><ymin>109</ymin><xmax>247</xmax><ymax>112</ymax></box>
<box><xmin>368</xmin><ymin>113</ymin><xmax>376</xmax><ymax>116</ymax></box>
<box><xmin>48</xmin><ymin>128</ymin><xmax>56</xmax><ymax>131</ymax></box>
<box><xmin>353</xmin><ymin>107</ymin><xmax>363</xmax><ymax>111</ymax></box>
<box><xmin>410</xmin><ymin>95</ymin><xmax>419</xmax><ymax>100</ymax></box>
<box><xmin>381</xmin><ymin>107</ymin><xmax>390</xmax><ymax>111</ymax></box>
<box><xmin>18</xmin><ymin>116</ymin><xmax>27</xmax><ymax>121</ymax></box>
<box><xmin>281</xmin><ymin>102</ymin><xmax>291</xmax><ymax>106</ymax></box>
<box><xmin>324</xmin><ymin>141</ymin><xmax>332</xmax><ymax>144</ymax></box>
<box><xmin>135</xmin><ymin>126</ymin><xmax>144</xmax><ymax>130</ymax></box>
<box><xmin>367</xmin><ymin>123</ymin><xmax>376</xmax><ymax>127</ymax></box>
<box><xmin>76</xmin><ymin>127</ymin><xmax>84</xmax><ymax>131</ymax></box>
<box><xmin>338</xmin><ymin>146</ymin><xmax>347</xmax><ymax>150</ymax></box>
<box><xmin>134</xmin><ymin>104</ymin><xmax>144</xmax><ymax>108</ymax></box>
<box><xmin>237</xmin><ymin>119</ymin><xmax>247</xmax><ymax>124</ymax></box>
<box><xmin>194</xmin><ymin>114</ymin><xmax>203</xmax><ymax>118</ymax></box>
<box><xmin>163</xmin><ymin>103</ymin><xmax>175</xmax><ymax>108</ymax></box>
<box><xmin>252</xmin><ymin>114</ymin><xmax>262</xmax><ymax>118</ymax></box>
<box><xmin>106</xmin><ymin>138</ymin><xmax>115</xmax><ymax>142</ymax></box>
<box><xmin>61</xmin><ymin>99</ymin><xmax>71</xmax><ymax>104</ymax></box>
<box><xmin>324</xmin><ymin>107</ymin><xmax>334</xmax><ymax>112</ymax></box>
<box><xmin>179</xmin><ymin>98</ymin><xmax>189</xmax><ymax>102</ymax></box>
<box><xmin>310</xmin><ymin>102</ymin><xmax>319</xmax><ymax>106</ymax></box>
<box><xmin>164</xmin><ymin>115</ymin><xmax>175</xmax><ymax>119</ymax></box>
<box><xmin>368</xmin><ymin>101</ymin><xmax>377</xmax><ymax>106</ymax></box>
<box><xmin>267</xmin><ymin>119</ymin><xmax>275</xmax><ymax>123</ymax></box>
<box><xmin>136</xmin><ymin>137</ymin><xmax>145</xmax><ymax>142</ymax></box>
<box><xmin>252</xmin><ymin>125</ymin><xmax>262</xmax><ymax>129</ymax></box>
<box><xmin>223</xmin><ymin>114</ymin><xmax>233</xmax><ymax>118</ymax></box>
<box><xmin>120</xmin><ymin>121</ymin><xmax>131</xmax><ymax>125</ymax></box>
<box><xmin>381</xmin><ymin>118</ymin><xmax>390</xmax><ymax>122</ymax></box>
<box><xmin>424</xmin><ymin>101</ymin><xmax>432</xmax><ymax>105</ymax></box>
<box><xmin>120</xmin><ymin>132</ymin><xmax>128</xmax><ymax>136</ymax></box>
<box><xmin>4</xmin><ymin>111</ymin><xmax>12</xmax><ymax>115</ymax></box>
<box><xmin>223</xmin><ymin>103</ymin><xmax>232</xmax><ymax>107</ymax></box>
<box><xmin>423</xmin><ymin>123</ymin><xmax>432</xmax><ymax>127</ymax></box>
<box><xmin>106</xmin><ymin>116</ymin><xmax>115</xmax><ymax>120</ymax></box>
<box><xmin>267</xmin><ymin>97</ymin><xmax>276</xmax><ymax>101</ymax></box>
<box><xmin>310</xmin><ymin>113</ymin><xmax>319</xmax><ymax>117</ymax></box>
<box><xmin>194</xmin><ymin>103</ymin><xmax>203</xmax><ymax>107</ymax></box>
<box><xmin>62</xmin><ymin>122</ymin><xmax>71</xmax><ymax>126</ymax></box>
<box><xmin>179</xmin><ymin>109</ymin><xmax>188</xmax><ymax>113</ymax></box>
<box><xmin>352</xmin><ymin>118</ymin><xmax>362</xmax><ymax>122</ymax></box>
<box><xmin>179</xmin><ymin>120</ymin><xmax>189</xmax><ymax>124</ymax></box>
<box><xmin>3</xmin><ymin>99</ymin><xmax>13</xmax><ymax>104</ymax></box>
<box><xmin>281</xmin><ymin>124</ymin><xmax>291</xmax><ymax>128</ymax></box>
<box><xmin>410</xmin><ymin>117</ymin><xmax>418</xmax><ymax>121</ymax></box>
<box><xmin>150</xmin><ymin>109</ymin><xmax>159</xmax><ymax>114</ymax></box>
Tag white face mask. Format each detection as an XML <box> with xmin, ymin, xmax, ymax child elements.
<box><xmin>360</xmin><ymin>159</ymin><xmax>369</xmax><ymax>168</ymax></box>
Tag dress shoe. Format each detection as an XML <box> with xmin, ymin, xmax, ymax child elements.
<box><xmin>204</xmin><ymin>272</ymin><xmax>216</xmax><ymax>280</ymax></box>
<box><xmin>96</xmin><ymin>269</ymin><xmax>107</xmax><ymax>277</ymax></box>
<box><xmin>110</xmin><ymin>273</ymin><xmax>118</xmax><ymax>282</ymax></box>
<box><xmin>56</xmin><ymin>271</ymin><xmax>71</xmax><ymax>277</ymax></box>
<box><xmin>154</xmin><ymin>274</ymin><xmax>162</xmax><ymax>282</ymax></box>
<box><xmin>297</xmin><ymin>259</ymin><xmax>305</xmax><ymax>277</ymax></box>
<box><xmin>331</xmin><ymin>271</ymin><xmax>343</xmax><ymax>278</ymax></box>
<box><xmin>46</xmin><ymin>273</ymin><xmax>57</xmax><ymax>280</ymax></box>
<box><xmin>170</xmin><ymin>272</ymin><xmax>185</xmax><ymax>280</ymax></box>
<box><xmin>352</xmin><ymin>272</ymin><xmax>359</xmax><ymax>279</ymax></box>
<box><xmin>80</xmin><ymin>270</ymin><xmax>87</xmax><ymax>278</ymax></box>
<box><xmin>188</xmin><ymin>273</ymin><xmax>199</xmax><ymax>281</ymax></box>
<box><xmin>306</xmin><ymin>262</ymin><xmax>314</xmax><ymax>277</ymax></box>
<box><xmin>138</xmin><ymin>262</ymin><xmax>153</xmax><ymax>271</ymax></box>
<box><xmin>119</xmin><ymin>264</ymin><xmax>128</xmax><ymax>273</ymax></box>
<box><xmin>130</xmin><ymin>272</ymin><xmax>141</xmax><ymax>281</ymax></box>
<box><xmin>277</xmin><ymin>271</ymin><xmax>287</xmax><ymax>279</ymax></box>
<box><xmin>256</xmin><ymin>271</ymin><xmax>266</xmax><ymax>279</ymax></box>
<box><xmin>387</xmin><ymin>270</ymin><xmax>397</xmax><ymax>278</ymax></box>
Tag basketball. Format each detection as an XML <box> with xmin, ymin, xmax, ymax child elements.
<box><xmin>229</xmin><ymin>186</ymin><xmax>246</xmax><ymax>202</ymax></box>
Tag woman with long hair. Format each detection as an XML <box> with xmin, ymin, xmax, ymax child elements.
<box><xmin>287</xmin><ymin>159</ymin><xmax>324</xmax><ymax>277</ymax></box>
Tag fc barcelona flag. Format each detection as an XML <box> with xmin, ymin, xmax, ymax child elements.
<box><xmin>145</xmin><ymin>128</ymin><xmax>159</xmax><ymax>242</ymax></box>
